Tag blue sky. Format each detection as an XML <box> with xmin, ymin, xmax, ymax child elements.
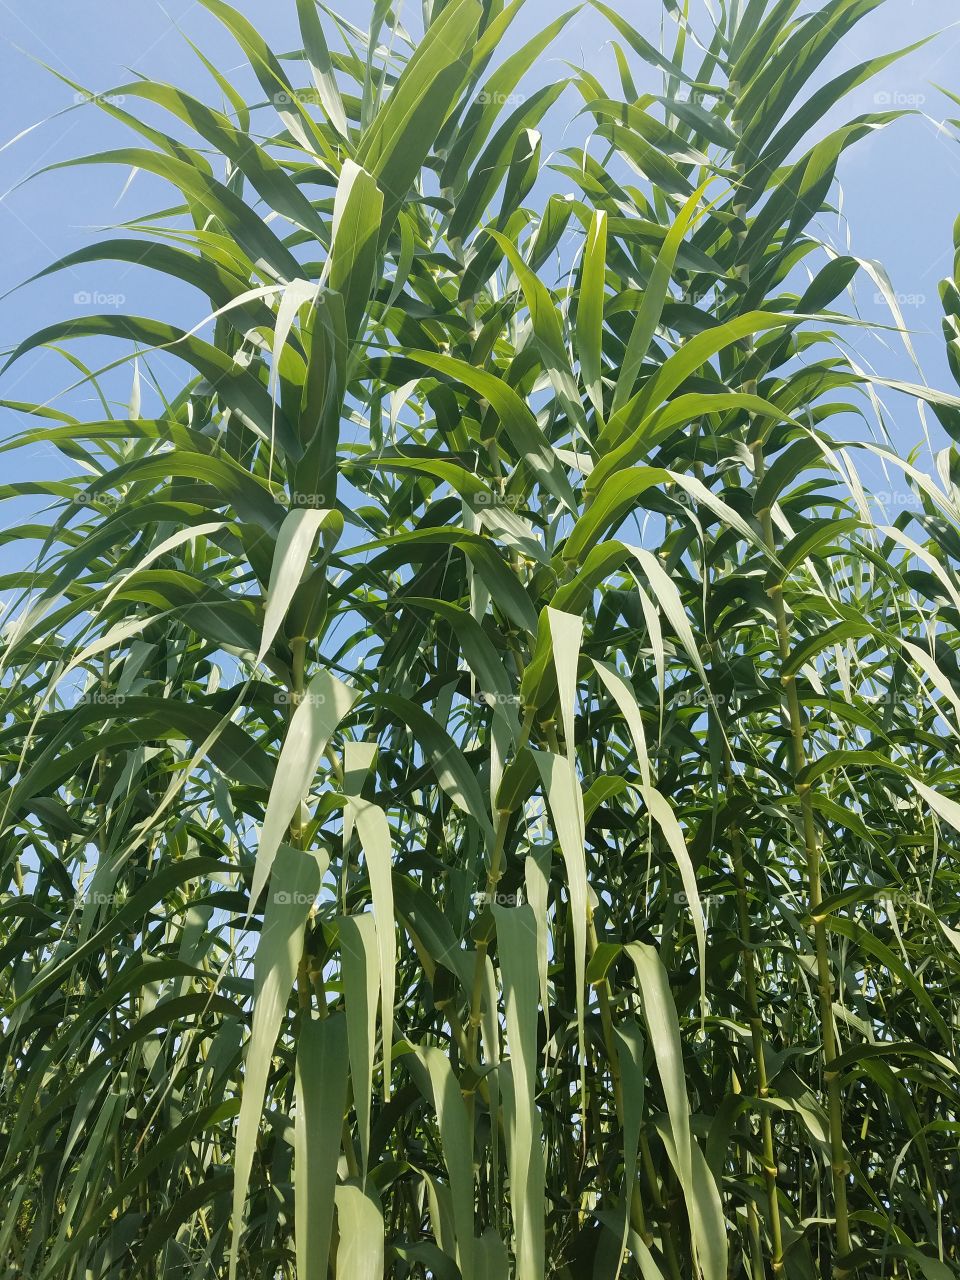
<box><xmin>0</xmin><ymin>0</ymin><xmax>958</xmax><ymax>535</ymax></box>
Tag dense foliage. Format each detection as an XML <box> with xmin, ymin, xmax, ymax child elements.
<box><xmin>2</xmin><ymin>1</ymin><xmax>960</xmax><ymax>1276</ymax></box>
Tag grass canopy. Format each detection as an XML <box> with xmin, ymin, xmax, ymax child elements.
<box><xmin>2</xmin><ymin>1</ymin><xmax>960</xmax><ymax>1277</ymax></box>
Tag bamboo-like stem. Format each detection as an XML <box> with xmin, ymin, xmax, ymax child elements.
<box><xmin>752</xmin><ymin>444</ymin><xmax>852</xmax><ymax>1266</ymax></box>
<box><xmin>726</xmin><ymin>745</ymin><xmax>786</xmax><ymax>1272</ymax></box>
<box><xmin>461</xmin><ymin>704</ymin><xmax>537</xmax><ymax>1192</ymax></box>
<box><xmin>724</xmin><ymin>84</ymin><xmax>788</xmax><ymax>1270</ymax></box>
<box><xmin>585</xmin><ymin>912</ymin><xmax>654</xmax><ymax>1255</ymax></box>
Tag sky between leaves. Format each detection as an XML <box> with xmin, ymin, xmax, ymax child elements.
<box><xmin>0</xmin><ymin>0</ymin><xmax>958</xmax><ymax>566</ymax></box>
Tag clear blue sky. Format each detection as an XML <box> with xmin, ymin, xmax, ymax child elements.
<box><xmin>0</xmin><ymin>0</ymin><xmax>958</xmax><ymax>534</ymax></box>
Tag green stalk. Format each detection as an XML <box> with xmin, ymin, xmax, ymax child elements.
<box><xmin>588</xmin><ymin>913</ymin><xmax>691</xmax><ymax>1280</ymax></box>
<box><xmin>724</xmin><ymin>89</ymin><xmax>787</xmax><ymax>1272</ymax></box>
<box><xmin>752</xmin><ymin>444</ymin><xmax>852</xmax><ymax>1266</ymax></box>
<box><xmin>726</xmin><ymin>745</ymin><xmax>786</xmax><ymax>1272</ymax></box>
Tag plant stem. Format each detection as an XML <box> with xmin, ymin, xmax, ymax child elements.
<box><xmin>752</xmin><ymin>443</ymin><xmax>852</xmax><ymax>1267</ymax></box>
<box><xmin>585</xmin><ymin>913</ymin><xmax>662</xmax><ymax>1264</ymax></box>
<box><xmin>726</xmin><ymin>748</ymin><xmax>786</xmax><ymax>1272</ymax></box>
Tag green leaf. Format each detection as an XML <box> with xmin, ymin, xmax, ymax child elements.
<box><xmin>628</xmin><ymin>545</ymin><xmax>710</xmax><ymax>689</ymax></box>
<box><xmin>334</xmin><ymin>1182</ymin><xmax>385</xmax><ymax>1277</ymax></box>
<box><xmin>197</xmin><ymin>0</ymin><xmax>326</xmax><ymax>152</ymax></box>
<box><xmin>356</xmin><ymin>0</ymin><xmax>482</xmax><ymax>228</ymax></box>
<box><xmin>486</xmin><ymin>229</ymin><xmax>584</xmax><ymax>431</ymax></box>
<box><xmin>329</xmin><ymin>161</ymin><xmax>385</xmax><ymax>342</ymax></box>
<box><xmin>625</xmin><ymin>942</ymin><xmax>691</xmax><ymax>1190</ymax></box>
<box><xmin>440</xmin><ymin>7</ymin><xmax>579</xmax><ymax>196</ymax></box>
<box><xmin>348</xmin><ymin>798</ymin><xmax>397</xmax><ymax>1098</ymax></box>
<box><xmin>615</xmin><ymin>1018</ymin><xmax>645</xmax><ymax>1273</ymax></box>
<box><xmin>295</xmin><ymin>1013</ymin><xmax>349</xmax><ymax>1280</ymax></box>
<box><xmin>625</xmin><ymin>945</ymin><xmax>727</xmax><ymax>1280</ymax></box>
<box><xmin>911</xmin><ymin>776</ymin><xmax>960</xmax><ymax>839</ymax></box>
<box><xmin>612</xmin><ymin>182</ymin><xmax>711</xmax><ymax>413</ymax></box>
<box><xmin>640</xmin><ymin>785</ymin><xmax>707</xmax><ymax>1013</ymax></box>
<box><xmin>399</xmin><ymin>349</ymin><xmax>578</xmax><ymax>511</ymax></box>
<box><xmin>577</xmin><ymin>209</ymin><xmax>608</xmax><ymax>417</ymax></box>
<box><xmin>3</xmin><ymin>314</ymin><xmax>301</xmax><ymax>460</ymax></box>
<box><xmin>29</xmin><ymin>147</ymin><xmax>302</xmax><ymax>282</ymax></box>
<box><xmin>109</xmin><ymin>80</ymin><xmax>331</xmax><ymax>238</ymax></box>
<box><xmin>258</xmin><ymin>507</ymin><xmax>341</xmax><ymax>665</ymax></box>
<box><xmin>296</xmin><ymin>0</ymin><xmax>349</xmax><ymax>135</ymax></box>
<box><xmin>563</xmin><ymin>467</ymin><xmax>668</xmax><ymax>563</ymax></box>
<box><xmin>339</xmin><ymin>913</ymin><xmax>381</xmax><ymax>1181</ymax></box>
<box><xmin>251</xmin><ymin>670</ymin><xmax>360</xmax><ymax>910</ymax></box>
<box><xmin>415</xmin><ymin>1046</ymin><xmax>476</xmax><ymax>1280</ymax></box>
<box><xmin>229</xmin><ymin>845</ymin><xmax>327</xmax><ymax>1280</ymax></box>
<box><xmin>376</xmin><ymin>694</ymin><xmax>495</xmax><ymax>845</ymax></box>
<box><xmin>534</xmin><ymin>746</ymin><xmax>587</xmax><ymax>1082</ymax></box>
<box><xmin>493</xmin><ymin>903</ymin><xmax>545</xmax><ymax>1279</ymax></box>
<box><xmin>448</xmin><ymin>80</ymin><xmax>568</xmax><ymax>242</ymax></box>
